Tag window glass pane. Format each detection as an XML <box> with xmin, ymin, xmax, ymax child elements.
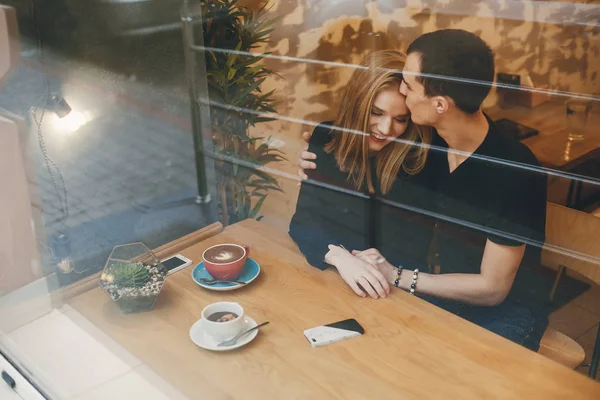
<box><xmin>1</xmin><ymin>1</ymin><xmax>599</xmax><ymax>398</ymax></box>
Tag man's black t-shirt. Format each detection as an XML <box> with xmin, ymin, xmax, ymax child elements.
<box><xmin>420</xmin><ymin>116</ymin><xmax>549</xmax><ymax>305</ymax></box>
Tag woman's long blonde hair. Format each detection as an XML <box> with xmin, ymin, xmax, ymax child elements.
<box><xmin>324</xmin><ymin>50</ymin><xmax>432</xmax><ymax>194</ymax></box>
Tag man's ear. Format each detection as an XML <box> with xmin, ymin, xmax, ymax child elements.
<box><xmin>433</xmin><ymin>96</ymin><xmax>450</xmax><ymax>114</ymax></box>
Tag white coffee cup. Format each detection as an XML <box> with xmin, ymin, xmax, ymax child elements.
<box><xmin>201</xmin><ymin>302</ymin><xmax>245</xmax><ymax>342</ymax></box>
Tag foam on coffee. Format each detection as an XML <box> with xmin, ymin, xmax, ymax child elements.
<box><xmin>212</xmin><ymin>251</ymin><xmax>236</xmax><ymax>262</ymax></box>
<box><xmin>204</xmin><ymin>245</ymin><xmax>245</xmax><ymax>264</ymax></box>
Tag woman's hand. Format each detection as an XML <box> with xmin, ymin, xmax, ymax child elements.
<box><xmin>297</xmin><ymin>131</ymin><xmax>317</xmax><ymax>187</ymax></box>
<box><xmin>325</xmin><ymin>245</ymin><xmax>390</xmax><ymax>299</ymax></box>
<box><xmin>352</xmin><ymin>248</ymin><xmax>396</xmax><ymax>284</ymax></box>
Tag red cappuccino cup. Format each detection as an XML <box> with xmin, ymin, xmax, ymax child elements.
<box><xmin>202</xmin><ymin>243</ymin><xmax>249</xmax><ymax>280</ymax></box>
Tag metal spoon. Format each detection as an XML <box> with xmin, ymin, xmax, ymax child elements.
<box><xmin>199</xmin><ymin>278</ymin><xmax>247</xmax><ymax>285</ymax></box>
<box><xmin>217</xmin><ymin>321</ymin><xmax>270</xmax><ymax>347</ymax></box>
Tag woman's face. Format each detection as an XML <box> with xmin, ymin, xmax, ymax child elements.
<box><xmin>368</xmin><ymin>85</ymin><xmax>410</xmax><ymax>153</ymax></box>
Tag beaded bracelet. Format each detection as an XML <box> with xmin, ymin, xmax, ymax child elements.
<box><xmin>393</xmin><ymin>265</ymin><xmax>404</xmax><ymax>288</ymax></box>
<box><xmin>409</xmin><ymin>268</ymin><xmax>419</xmax><ymax>295</ymax></box>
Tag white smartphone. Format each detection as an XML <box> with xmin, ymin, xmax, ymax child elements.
<box><xmin>303</xmin><ymin>318</ymin><xmax>364</xmax><ymax>348</ymax></box>
<box><xmin>161</xmin><ymin>254</ymin><xmax>193</xmax><ymax>275</ymax></box>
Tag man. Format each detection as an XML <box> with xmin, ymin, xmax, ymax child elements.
<box><xmin>297</xmin><ymin>29</ymin><xmax>550</xmax><ymax>351</ymax></box>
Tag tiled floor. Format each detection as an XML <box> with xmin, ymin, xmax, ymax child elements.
<box><xmin>548</xmin><ymin>271</ymin><xmax>600</xmax><ymax>381</ymax></box>
<box><xmin>2</xmin><ymin>305</ymin><xmax>189</xmax><ymax>399</ymax></box>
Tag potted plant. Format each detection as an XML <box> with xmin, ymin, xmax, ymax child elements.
<box><xmin>99</xmin><ymin>243</ymin><xmax>167</xmax><ymax>314</ymax></box>
<box><xmin>201</xmin><ymin>0</ymin><xmax>285</xmax><ymax>225</ymax></box>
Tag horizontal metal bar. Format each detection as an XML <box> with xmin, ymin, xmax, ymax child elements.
<box><xmin>203</xmin><ymin>98</ymin><xmax>600</xmax><ymax>189</ymax></box>
<box><xmin>193</xmin><ymin>45</ymin><xmax>600</xmax><ymax>101</ymax></box>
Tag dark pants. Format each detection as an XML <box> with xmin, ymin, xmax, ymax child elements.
<box><xmin>423</xmin><ymin>296</ymin><xmax>550</xmax><ymax>351</ymax></box>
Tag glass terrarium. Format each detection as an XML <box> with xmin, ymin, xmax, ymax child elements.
<box><xmin>99</xmin><ymin>242</ymin><xmax>167</xmax><ymax>314</ymax></box>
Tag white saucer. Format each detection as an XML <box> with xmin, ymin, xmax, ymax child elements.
<box><xmin>189</xmin><ymin>316</ymin><xmax>258</xmax><ymax>351</ymax></box>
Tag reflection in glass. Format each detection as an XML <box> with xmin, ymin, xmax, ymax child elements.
<box><xmin>563</xmin><ymin>139</ymin><xmax>572</xmax><ymax>162</ymax></box>
<box><xmin>565</xmin><ymin>99</ymin><xmax>591</xmax><ymax>141</ymax></box>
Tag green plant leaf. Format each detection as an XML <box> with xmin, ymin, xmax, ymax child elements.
<box><xmin>248</xmin><ymin>195</ymin><xmax>266</xmax><ymax>219</ymax></box>
<box><xmin>251</xmin><ymin>184</ymin><xmax>283</xmax><ymax>193</ymax></box>
<box><xmin>230</xmin><ymin>77</ymin><xmax>266</xmax><ymax>104</ymax></box>
<box><xmin>226</xmin><ymin>41</ymin><xmax>242</xmax><ymax>68</ymax></box>
<box><xmin>247</xmin><ymin>136</ymin><xmax>265</xmax><ymax>143</ymax></box>
<box><xmin>253</xmin><ymin>28</ymin><xmax>275</xmax><ymax>40</ymax></box>
<box><xmin>236</xmin><ymin>52</ymin><xmax>270</xmax><ymax>68</ymax></box>
<box><xmin>252</xmin><ymin>169</ymin><xmax>279</xmax><ymax>185</ymax></box>
<box><xmin>247</xmin><ymin>179</ymin><xmax>273</xmax><ymax>187</ymax></box>
<box><xmin>227</xmin><ymin>68</ymin><xmax>237</xmax><ymax>81</ymax></box>
<box><xmin>254</xmin><ymin>142</ymin><xmax>268</xmax><ymax>154</ymax></box>
<box><xmin>235</xmin><ymin>65</ymin><xmax>264</xmax><ymax>81</ymax></box>
<box><xmin>252</xmin><ymin>116</ymin><xmax>277</xmax><ymax>123</ymax></box>
<box><xmin>250</xmin><ymin>187</ymin><xmax>268</xmax><ymax>195</ymax></box>
<box><xmin>257</xmin><ymin>153</ymin><xmax>285</xmax><ymax>164</ymax></box>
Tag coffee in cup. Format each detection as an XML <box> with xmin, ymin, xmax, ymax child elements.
<box><xmin>202</xmin><ymin>243</ymin><xmax>249</xmax><ymax>280</ymax></box>
<box><xmin>207</xmin><ymin>311</ymin><xmax>239</xmax><ymax>323</ymax></box>
<box><xmin>201</xmin><ymin>302</ymin><xmax>245</xmax><ymax>342</ymax></box>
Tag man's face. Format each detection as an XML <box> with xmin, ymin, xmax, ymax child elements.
<box><xmin>399</xmin><ymin>53</ymin><xmax>439</xmax><ymax>126</ymax></box>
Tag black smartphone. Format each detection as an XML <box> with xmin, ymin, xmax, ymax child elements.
<box><xmin>161</xmin><ymin>254</ymin><xmax>193</xmax><ymax>275</ymax></box>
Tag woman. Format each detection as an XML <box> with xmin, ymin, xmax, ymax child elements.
<box><xmin>289</xmin><ymin>50</ymin><xmax>434</xmax><ymax>300</ymax></box>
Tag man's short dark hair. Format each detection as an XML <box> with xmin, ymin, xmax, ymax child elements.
<box><xmin>407</xmin><ymin>29</ymin><xmax>495</xmax><ymax>114</ymax></box>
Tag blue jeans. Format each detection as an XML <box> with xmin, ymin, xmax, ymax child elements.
<box><xmin>423</xmin><ymin>296</ymin><xmax>550</xmax><ymax>351</ymax></box>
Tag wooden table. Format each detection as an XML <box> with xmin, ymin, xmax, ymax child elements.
<box><xmin>486</xmin><ymin>100</ymin><xmax>600</xmax><ymax>171</ymax></box>
<box><xmin>486</xmin><ymin>100</ymin><xmax>600</xmax><ymax>208</ymax></box>
<box><xmin>68</xmin><ymin>220</ymin><xmax>600</xmax><ymax>399</ymax></box>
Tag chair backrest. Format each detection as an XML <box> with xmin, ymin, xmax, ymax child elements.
<box><xmin>543</xmin><ymin>202</ymin><xmax>600</xmax><ymax>286</ymax></box>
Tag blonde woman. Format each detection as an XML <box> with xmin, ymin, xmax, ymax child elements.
<box><xmin>288</xmin><ymin>50</ymin><xmax>433</xmax><ymax>299</ymax></box>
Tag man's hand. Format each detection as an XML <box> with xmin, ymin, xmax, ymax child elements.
<box><xmin>297</xmin><ymin>131</ymin><xmax>317</xmax><ymax>187</ymax></box>
<box><xmin>325</xmin><ymin>245</ymin><xmax>390</xmax><ymax>299</ymax></box>
<box><xmin>351</xmin><ymin>241</ymin><xmax>525</xmax><ymax>306</ymax></box>
<box><xmin>352</xmin><ymin>249</ymin><xmax>396</xmax><ymax>284</ymax></box>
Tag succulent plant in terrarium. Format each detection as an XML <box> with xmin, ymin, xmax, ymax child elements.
<box><xmin>99</xmin><ymin>243</ymin><xmax>167</xmax><ymax>314</ymax></box>
<box><xmin>103</xmin><ymin>261</ymin><xmax>151</xmax><ymax>288</ymax></box>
